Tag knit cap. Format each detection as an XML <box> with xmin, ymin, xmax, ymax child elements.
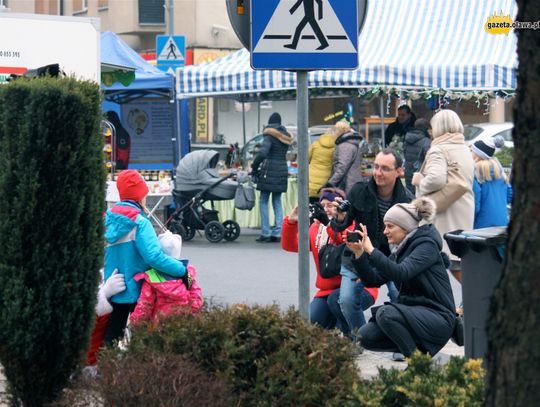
<box><xmin>471</xmin><ymin>136</ymin><xmax>505</xmax><ymax>160</ymax></box>
<box><xmin>268</xmin><ymin>112</ymin><xmax>282</xmax><ymax>126</ymax></box>
<box><xmin>384</xmin><ymin>197</ymin><xmax>436</xmax><ymax>232</ymax></box>
<box><xmin>116</xmin><ymin>170</ymin><xmax>149</xmax><ymax>202</ymax></box>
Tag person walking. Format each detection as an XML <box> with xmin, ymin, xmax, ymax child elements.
<box><xmin>470</xmin><ymin>136</ymin><xmax>512</xmax><ymax>228</ymax></box>
<box><xmin>103</xmin><ymin>170</ymin><xmax>187</xmax><ymax>344</ymax></box>
<box><xmin>251</xmin><ymin>112</ymin><xmax>293</xmax><ymax>243</ymax></box>
<box><xmin>308</xmin><ymin>126</ymin><xmax>337</xmax><ymax>202</ymax></box>
<box><xmin>412</xmin><ymin>109</ymin><xmax>474</xmax><ymax>284</ymax></box>
<box><xmin>325</xmin><ymin>120</ymin><xmax>365</xmax><ymax>195</ymax></box>
<box><xmin>348</xmin><ymin>197</ymin><xmax>456</xmax><ymax>358</ymax></box>
<box><xmin>403</xmin><ymin>118</ymin><xmax>432</xmax><ymax>194</ymax></box>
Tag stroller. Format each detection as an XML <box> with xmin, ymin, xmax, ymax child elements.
<box><xmin>166</xmin><ymin>150</ymin><xmax>241</xmax><ymax>243</ymax></box>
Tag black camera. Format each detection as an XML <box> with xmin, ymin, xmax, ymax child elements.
<box><xmin>347</xmin><ymin>231</ymin><xmax>361</xmax><ymax>242</ymax></box>
<box><xmin>336</xmin><ymin>199</ymin><xmax>351</xmax><ymax>213</ymax></box>
<box><xmin>309</xmin><ymin>202</ymin><xmax>329</xmax><ymax>225</ymax></box>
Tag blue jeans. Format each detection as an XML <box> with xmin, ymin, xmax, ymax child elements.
<box><xmin>310</xmin><ymin>293</ymin><xmax>338</xmax><ymax>330</ymax></box>
<box><xmin>259</xmin><ymin>191</ymin><xmax>283</xmax><ymax>237</ymax></box>
<box><xmin>386</xmin><ymin>281</ymin><xmax>399</xmax><ymax>303</ymax></box>
<box><xmin>328</xmin><ymin>265</ymin><xmax>375</xmax><ymax>337</ymax></box>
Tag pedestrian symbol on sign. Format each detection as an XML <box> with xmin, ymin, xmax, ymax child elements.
<box><xmin>284</xmin><ymin>0</ymin><xmax>328</xmax><ymax>50</ymax></box>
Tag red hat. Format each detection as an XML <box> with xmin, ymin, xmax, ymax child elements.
<box><xmin>116</xmin><ymin>170</ymin><xmax>149</xmax><ymax>202</ymax></box>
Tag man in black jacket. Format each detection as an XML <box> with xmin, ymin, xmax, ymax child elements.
<box><xmin>327</xmin><ymin>149</ymin><xmax>414</xmax><ymax>351</ymax></box>
<box><xmin>384</xmin><ymin>105</ymin><xmax>417</xmax><ymax>147</ymax></box>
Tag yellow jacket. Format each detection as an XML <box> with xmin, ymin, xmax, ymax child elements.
<box><xmin>308</xmin><ymin>133</ymin><xmax>336</xmax><ymax>198</ymax></box>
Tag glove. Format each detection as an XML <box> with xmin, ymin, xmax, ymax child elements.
<box><xmin>309</xmin><ymin>202</ymin><xmax>330</xmax><ymax>226</ymax></box>
<box><xmin>102</xmin><ymin>269</ymin><xmax>126</xmax><ymax>299</ymax></box>
<box><xmin>181</xmin><ymin>270</ymin><xmax>193</xmax><ymax>290</ymax></box>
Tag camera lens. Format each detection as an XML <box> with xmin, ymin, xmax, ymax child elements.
<box><xmin>337</xmin><ymin>199</ymin><xmax>351</xmax><ymax>213</ymax></box>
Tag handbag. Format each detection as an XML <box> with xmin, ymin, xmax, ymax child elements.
<box><xmin>234</xmin><ymin>181</ymin><xmax>256</xmax><ymax>210</ymax></box>
<box><xmin>421</xmin><ymin>148</ymin><xmax>469</xmax><ymax>213</ymax></box>
<box><xmin>318</xmin><ymin>235</ymin><xmax>345</xmax><ymax>279</ymax></box>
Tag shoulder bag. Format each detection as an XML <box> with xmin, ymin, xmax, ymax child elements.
<box><xmin>318</xmin><ymin>235</ymin><xmax>345</xmax><ymax>279</ymax></box>
<box><xmin>421</xmin><ymin>148</ymin><xmax>469</xmax><ymax>213</ymax></box>
<box><xmin>234</xmin><ymin>180</ymin><xmax>256</xmax><ymax>211</ymax></box>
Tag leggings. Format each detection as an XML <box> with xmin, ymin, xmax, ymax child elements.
<box><xmin>104</xmin><ymin>302</ymin><xmax>136</xmax><ymax>345</ymax></box>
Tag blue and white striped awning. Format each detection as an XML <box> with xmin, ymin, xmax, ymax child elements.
<box><xmin>176</xmin><ymin>0</ymin><xmax>517</xmax><ymax>98</ymax></box>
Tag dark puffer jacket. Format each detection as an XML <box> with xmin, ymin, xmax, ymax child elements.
<box><xmin>251</xmin><ymin>125</ymin><xmax>293</xmax><ymax>193</ymax></box>
<box><xmin>403</xmin><ymin>128</ymin><xmax>431</xmax><ymax>193</ymax></box>
<box><xmin>353</xmin><ymin>224</ymin><xmax>456</xmax><ymax>356</ymax></box>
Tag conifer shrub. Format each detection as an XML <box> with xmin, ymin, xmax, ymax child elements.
<box><xmin>352</xmin><ymin>351</ymin><xmax>486</xmax><ymax>406</ymax></box>
<box><xmin>105</xmin><ymin>305</ymin><xmax>361</xmax><ymax>406</ymax></box>
<box><xmin>0</xmin><ymin>77</ymin><xmax>104</xmax><ymax>406</ymax></box>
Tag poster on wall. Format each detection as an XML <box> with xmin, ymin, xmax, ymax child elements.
<box><xmin>192</xmin><ymin>48</ymin><xmax>233</xmax><ymax>144</ymax></box>
<box><xmin>120</xmin><ymin>99</ymin><xmax>174</xmax><ymax>169</ymax></box>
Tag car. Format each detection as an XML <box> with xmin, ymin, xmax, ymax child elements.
<box><xmin>463</xmin><ymin>122</ymin><xmax>514</xmax><ymax>149</ymax></box>
<box><xmin>240</xmin><ymin>125</ymin><xmax>333</xmax><ymax>168</ymax></box>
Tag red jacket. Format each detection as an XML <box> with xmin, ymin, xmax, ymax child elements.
<box><xmin>281</xmin><ymin>217</ymin><xmax>378</xmax><ymax>302</ymax></box>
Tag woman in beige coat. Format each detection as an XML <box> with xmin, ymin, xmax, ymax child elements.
<box><xmin>412</xmin><ymin>109</ymin><xmax>474</xmax><ymax>283</ymax></box>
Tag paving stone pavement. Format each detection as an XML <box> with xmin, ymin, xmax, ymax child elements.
<box><xmin>355</xmin><ymin>340</ymin><xmax>465</xmax><ymax>379</ymax></box>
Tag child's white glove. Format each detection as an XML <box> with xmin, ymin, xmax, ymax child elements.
<box><xmin>102</xmin><ymin>269</ymin><xmax>126</xmax><ymax>299</ymax></box>
<box><xmin>96</xmin><ymin>269</ymin><xmax>126</xmax><ymax>316</ymax></box>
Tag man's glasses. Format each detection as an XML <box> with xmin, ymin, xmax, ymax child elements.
<box><xmin>373</xmin><ymin>164</ymin><xmax>396</xmax><ymax>173</ymax></box>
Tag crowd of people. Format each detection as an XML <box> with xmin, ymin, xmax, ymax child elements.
<box><xmin>90</xmin><ymin>107</ymin><xmax>511</xmax><ymax>370</ymax></box>
<box><xmin>281</xmin><ymin>107</ymin><xmax>511</xmax><ymax>359</ymax></box>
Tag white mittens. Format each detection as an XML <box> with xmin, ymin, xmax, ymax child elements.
<box><xmin>96</xmin><ymin>269</ymin><xmax>126</xmax><ymax>316</ymax></box>
<box><xmin>102</xmin><ymin>269</ymin><xmax>126</xmax><ymax>299</ymax></box>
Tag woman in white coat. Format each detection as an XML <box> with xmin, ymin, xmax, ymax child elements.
<box><xmin>412</xmin><ymin>109</ymin><xmax>474</xmax><ymax>283</ymax></box>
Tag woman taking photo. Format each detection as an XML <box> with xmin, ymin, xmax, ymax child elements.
<box><xmin>347</xmin><ymin>197</ymin><xmax>456</xmax><ymax>358</ymax></box>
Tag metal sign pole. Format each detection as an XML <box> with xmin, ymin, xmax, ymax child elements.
<box><xmin>296</xmin><ymin>71</ymin><xmax>310</xmax><ymax>319</ymax></box>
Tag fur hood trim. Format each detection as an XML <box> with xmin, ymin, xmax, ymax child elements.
<box><xmin>263</xmin><ymin>127</ymin><xmax>293</xmax><ymax>145</ymax></box>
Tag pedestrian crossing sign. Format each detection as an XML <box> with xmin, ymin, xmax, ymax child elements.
<box><xmin>251</xmin><ymin>0</ymin><xmax>358</xmax><ymax>70</ymax></box>
<box><xmin>156</xmin><ymin>35</ymin><xmax>185</xmax><ymax>72</ymax></box>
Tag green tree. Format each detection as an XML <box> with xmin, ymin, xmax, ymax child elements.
<box><xmin>0</xmin><ymin>77</ymin><xmax>104</xmax><ymax>406</ymax></box>
<box><xmin>486</xmin><ymin>1</ymin><xmax>540</xmax><ymax>406</ymax></box>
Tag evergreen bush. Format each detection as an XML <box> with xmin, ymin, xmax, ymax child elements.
<box><xmin>0</xmin><ymin>77</ymin><xmax>104</xmax><ymax>406</ymax></box>
<box><xmin>352</xmin><ymin>351</ymin><xmax>485</xmax><ymax>406</ymax></box>
<box><xmin>107</xmin><ymin>305</ymin><xmax>361</xmax><ymax>406</ymax></box>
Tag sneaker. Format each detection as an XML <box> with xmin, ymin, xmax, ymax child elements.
<box><xmin>255</xmin><ymin>235</ymin><xmax>271</xmax><ymax>243</ymax></box>
<box><xmin>392</xmin><ymin>352</ymin><xmax>406</xmax><ymax>362</ymax></box>
<box><xmin>269</xmin><ymin>236</ymin><xmax>281</xmax><ymax>242</ymax></box>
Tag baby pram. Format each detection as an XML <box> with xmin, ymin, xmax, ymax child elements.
<box><xmin>166</xmin><ymin>150</ymin><xmax>241</xmax><ymax>243</ymax></box>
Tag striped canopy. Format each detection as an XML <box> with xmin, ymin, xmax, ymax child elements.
<box><xmin>176</xmin><ymin>0</ymin><xmax>517</xmax><ymax>98</ymax></box>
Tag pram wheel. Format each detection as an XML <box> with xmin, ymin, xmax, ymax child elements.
<box><xmin>204</xmin><ymin>220</ymin><xmax>225</xmax><ymax>243</ymax></box>
<box><xmin>169</xmin><ymin>220</ymin><xmax>195</xmax><ymax>241</ymax></box>
<box><xmin>222</xmin><ymin>220</ymin><xmax>241</xmax><ymax>241</ymax></box>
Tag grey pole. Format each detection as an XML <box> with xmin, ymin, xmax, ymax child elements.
<box><xmin>168</xmin><ymin>0</ymin><xmax>174</xmax><ymax>34</ymax></box>
<box><xmin>296</xmin><ymin>71</ymin><xmax>310</xmax><ymax>320</ymax></box>
<box><xmin>380</xmin><ymin>95</ymin><xmax>386</xmax><ymax>147</ymax></box>
<box><xmin>242</xmin><ymin>101</ymin><xmax>247</xmax><ymax>146</ymax></box>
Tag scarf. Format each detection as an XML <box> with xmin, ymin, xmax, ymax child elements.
<box><xmin>431</xmin><ymin>132</ymin><xmax>465</xmax><ymax>146</ymax></box>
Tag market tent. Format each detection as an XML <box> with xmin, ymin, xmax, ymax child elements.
<box><xmin>101</xmin><ymin>31</ymin><xmax>174</xmax><ymax>103</ymax></box>
<box><xmin>176</xmin><ymin>0</ymin><xmax>517</xmax><ymax>97</ymax></box>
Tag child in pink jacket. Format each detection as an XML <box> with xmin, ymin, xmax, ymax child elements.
<box><xmin>130</xmin><ymin>232</ymin><xmax>203</xmax><ymax>325</ymax></box>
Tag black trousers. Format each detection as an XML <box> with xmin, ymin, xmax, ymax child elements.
<box><xmin>359</xmin><ymin>305</ymin><xmax>417</xmax><ymax>356</ymax></box>
<box><xmin>104</xmin><ymin>302</ymin><xmax>136</xmax><ymax>345</ymax></box>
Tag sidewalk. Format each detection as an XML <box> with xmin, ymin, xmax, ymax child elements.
<box><xmin>355</xmin><ymin>340</ymin><xmax>465</xmax><ymax>379</ymax></box>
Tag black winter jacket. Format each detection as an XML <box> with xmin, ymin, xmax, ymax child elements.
<box><xmin>331</xmin><ymin>178</ymin><xmax>414</xmax><ymax>269</ymax></box>
<box><xmin>251</xmin><ymin>125</ymin><xmax>293</xmax><ymax>193</ymax></box>
<box><xmin>403</xmin><ymin>128</ymin><xmax>431</xmax><ymax>192</ymax></box>
<box><xmin>384</xmin><ymin>113</ymin><xmax>417</xmax><ymax>146</ymax></box>
<box><xmin>352</xmin><ymin>224</ymin><xmax>456</xmax><ymax>355</ymax></box>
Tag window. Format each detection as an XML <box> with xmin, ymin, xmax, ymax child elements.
<box><xmin>98</xmin><ymin>0</ymin><xmax>108</xmax><ymax>9</ymax></box>
<box><xmin>73</xmin><ymin>0</ymin><xmax>88</xmax><ymax>13</ymax></box>
<box><xmin>138</xmin><ymin>0</ymin><xmax>165</xmax><ymax>25</ymax></box>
